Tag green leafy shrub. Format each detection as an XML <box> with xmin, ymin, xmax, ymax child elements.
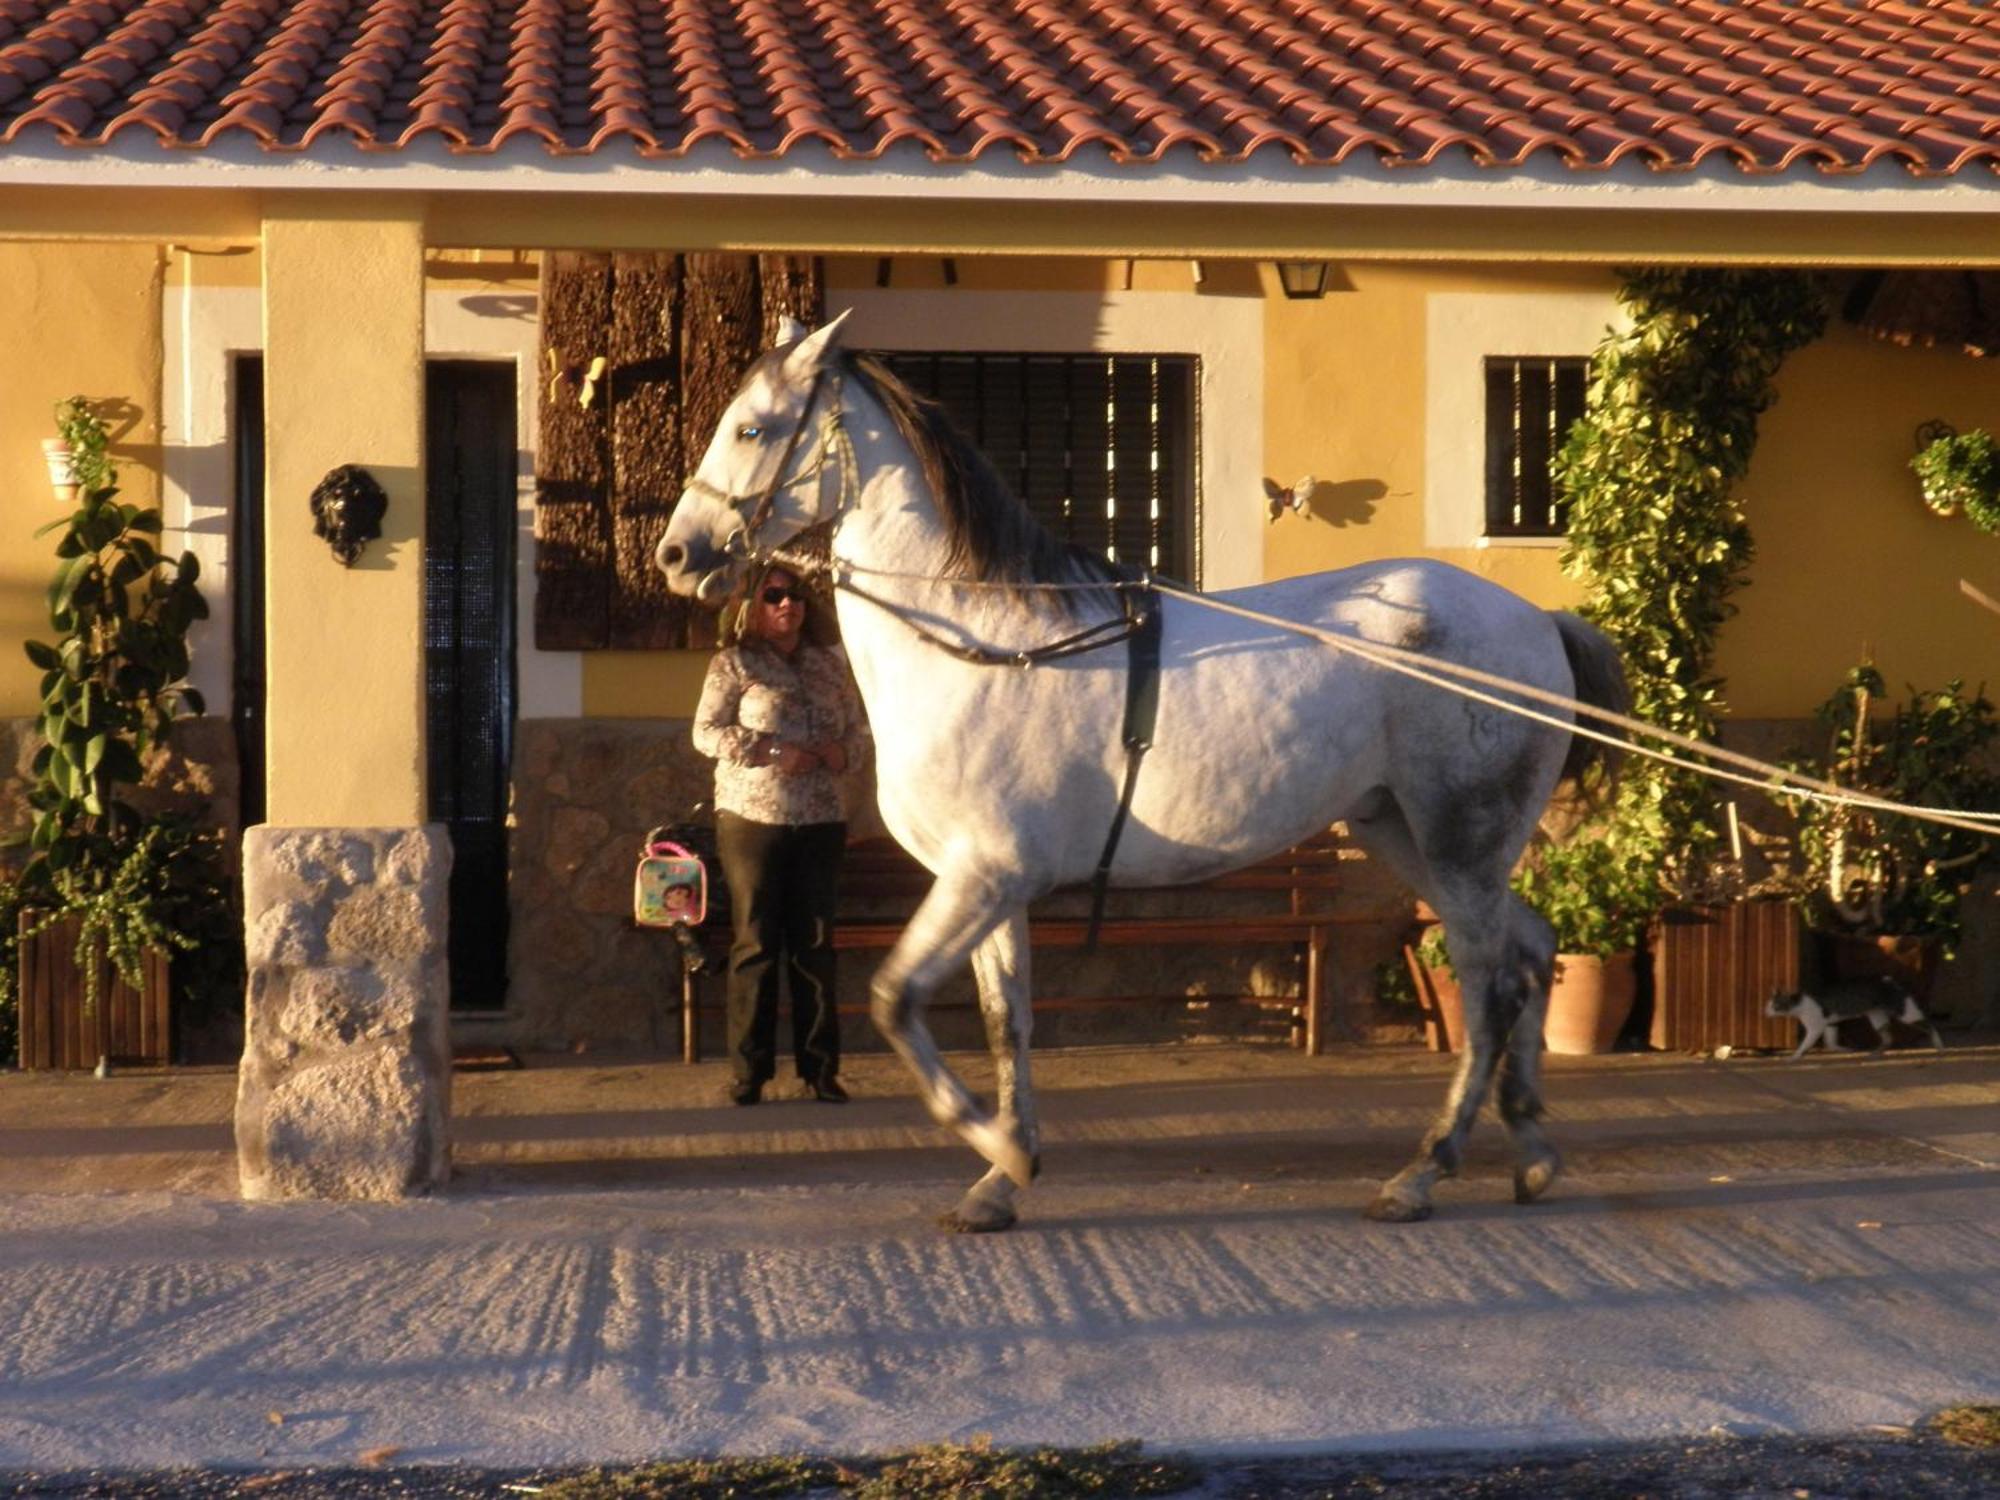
<box><xmin>1</xmin><ymin>403</ymin><xmax>235</xmax><ymax>1063</ymax></box>
<box><xmin>1557</xmin><ymin>268</ymin><xmax>1828</xmax><ymax>894</ymax></box>
<box><xmin>1788</xmin><ymin>664</ymin><xmax>1998</xmax><ymax>953</ymax></box>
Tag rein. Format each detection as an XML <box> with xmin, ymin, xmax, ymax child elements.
<box><xmin>681</xmin><ymin>369</ymin><xmax>855</xmax><ymax>554</ymax></box>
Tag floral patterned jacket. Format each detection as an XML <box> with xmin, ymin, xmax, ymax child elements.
<box><xmin>693</xmin><ymin>641</ymin><xmax>871</xmax><ymax>826</ymax></box>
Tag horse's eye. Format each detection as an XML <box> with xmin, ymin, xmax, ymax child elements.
<box><xmin>736</xmin><ymin>425</ymin><xmax>763</xmax><ymax>441</ymax></box>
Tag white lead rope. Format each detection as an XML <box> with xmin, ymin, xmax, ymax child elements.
<box><xmin>761</xmin><ymin>546</ymin><xmax>2000</xmax><ymax>842</ymax></box>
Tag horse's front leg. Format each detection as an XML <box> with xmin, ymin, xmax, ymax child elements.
<box><xmin>941</xmin><ymin>909</ymin><xmax>1036</xmax><ymax>1234</ymax></box>
<box><xmin>870</xmin><ymin>871</ymin><xmax>1036</xmax><ymax>1194</ymax></box>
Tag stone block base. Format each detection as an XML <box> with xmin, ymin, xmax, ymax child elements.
<box><xmin>235</xmin><ymin>826</ymin><xmax>452</xmax><ymax>1200</ymax></box>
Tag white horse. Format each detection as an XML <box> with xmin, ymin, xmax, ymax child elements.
<box><xmin>657</xmin><ymin>314</ymin><xmax>1627</xmax><ymax>1232</ymax></box>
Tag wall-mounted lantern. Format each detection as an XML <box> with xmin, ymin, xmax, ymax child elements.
<box><xmin>310</xmin><ymin>464</ymin><xmax>389</xmax><ymax>566</ymax></box>
<box><xmin>1275</xmin><ymin>261</ymin><xmax>1334</xmax><ymax>300</ymax></box>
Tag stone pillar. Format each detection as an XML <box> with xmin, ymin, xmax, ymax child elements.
<box><xmin>236</xmin><ymin>826</ymin><xmax>452</xmax><ymax>1201</ymax></box>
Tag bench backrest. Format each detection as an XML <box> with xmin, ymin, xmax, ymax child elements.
<box><xmin>838</xmin><ymin>829</ymin><xmax>1345</xmax><ymax>916</ymax></box>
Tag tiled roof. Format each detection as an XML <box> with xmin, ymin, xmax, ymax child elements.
<box><xmin>3</xmin><ymin>0</ymin><xmax>2000</xmax><ymax>175</ymax></box>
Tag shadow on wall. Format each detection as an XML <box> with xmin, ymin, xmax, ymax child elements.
<box><xmin>1307</xmin><ymin>478</ymin><xmax>1387</xmax><ymax>528</ymax></box>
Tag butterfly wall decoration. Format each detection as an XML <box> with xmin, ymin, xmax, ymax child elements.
<box><xmin>1263</xmin><ymin>474</ymin><xmax>1318</xmax><ymax>522</ymax></box>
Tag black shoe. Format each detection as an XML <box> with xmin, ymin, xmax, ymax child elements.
<box><xmin>730</xmin><ymin>1079</ymin><xmax>763</xmax><ymax>1107</ymax></box>
<box><xmin>809</xmin><ymin>1077</ymin><xmax>848</xmax><ymax>1104</ymax></box>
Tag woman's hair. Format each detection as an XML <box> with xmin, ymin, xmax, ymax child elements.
<box><xmin>718</xmin><ymin>563</ymin><xmax>840</xmax><ymax>649</ymax></box>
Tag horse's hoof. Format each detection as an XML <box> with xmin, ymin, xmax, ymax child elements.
<box><xmin>939</xmin><ymin>1208</ymin><xmax>1016</xmax><ymax>1235</ymax></box>
<box><xmin>1514</xmin><ymin>1152</ymin><xmax>1563</xmax><ymax>1205</ymax></box>
<box><xmin>1363</xmin><ymin>1193</ymin><xmax>1433</xmax><ymax>1224</ymax></box>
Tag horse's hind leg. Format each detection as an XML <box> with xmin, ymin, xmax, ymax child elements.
<box><xmin>1352</xmin><ymin>798</ymin><xmax>1557</xmax><ymax>1221</ymax></box>
<box><xmin>1493</xmin><ymin>899</ymin><xmax>1561</xmax><ymax>1204</ymax></box>
<box><xmin>943</xmin><ymin>911</ymin><xmax>1037</xmax><ymax>1234</ymax></box>
<box><xmin>870</xmin><ymin>872</ymin><xmax>1036</xmax><ymax>1192</ymax></box>
<box><xmin>1366</xmin><ymin>909</ymin><xmax>1526</xmax><ymax>1222</ymax></box>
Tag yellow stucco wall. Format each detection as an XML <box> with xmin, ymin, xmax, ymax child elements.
<box><xmin>1259</xmin><ymin>259</ymin><xmax>1599</xmax><ymax>606</ymax></box>
<box><xmin>0</xmin><ymin>242</ymin><xmax>163</xmax><ymax>719</ymax></box>
<box><xmin>260</xmin><ymin>206</ymin><xmax>427</xmax><ymax>827</ymax></box>
<box><xmin>1726</xmin><ymin>321</ymin><xmax>2000</xmax><ymax>716</ymax></box>
<box><xmin>6</xmin><ymin>236</ymin><xmax>1996</xmax><ymax>742</ymax></box>
<box><xmin>1259</xmin><ymin>260</ymin><xmax>2000</xmax><ymax>718</ymax></box>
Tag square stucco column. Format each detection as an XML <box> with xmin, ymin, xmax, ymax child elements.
<box><xmin>236</xmin><ymin>826</ymin><xmax>452</xmax><ymax>1200</ymax></box>
<box><xmin>259</xmin><ymin>199</ymin><xmax>427</xmax><ymax>827</ymax></box>
<box><xmin>238</xmin><ymin>204</ymin><xmax>443</xmax><ymax>1199</ymax></box>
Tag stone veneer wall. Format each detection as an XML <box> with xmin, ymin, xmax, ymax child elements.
<box><xmin>236</xmin><ymin>825</ymin><xmax>452</xmax><ymax>1200</ymax></box>
<box><xmin>502</xmin><ymin>718</ymin><xmax>1419</xmax><ymax>1054</ymax></box>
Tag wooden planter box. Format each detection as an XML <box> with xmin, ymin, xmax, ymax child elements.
<box><xmin>1650</xmin><ymin>900</ymin><xmax>1801</xmax><ymax>1052</ymax></box>
<box><xmin>16</xmin><ymin>912</ymin><xmax>171</xmax><ymax>1070</ymax></box>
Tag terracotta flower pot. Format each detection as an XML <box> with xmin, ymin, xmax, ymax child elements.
<box><xmin>1408</xmin><ymin>939</ymin><xmax>1633</xmax><ymax>1055</ymax></box>
<box><xmin>1544</xmin><ymin>951</ymin><xmax>1636</xmax><ymax>1055</ymax></box>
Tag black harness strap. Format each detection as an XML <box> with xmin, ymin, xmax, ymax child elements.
<box><xmin>826</xmin><ymin>565</ymin><xmax>1163</xmax><ymax>950</ymax></box>
<box><xmin>1085</xmin><ymin>583</ymin><xmax>1162</xmax><ymax>948</ymax></box>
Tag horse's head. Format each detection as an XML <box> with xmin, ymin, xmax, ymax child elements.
<box><xmin>655</xmin><ymin>310</ymin><xmax>852</xmax><ymax>605</ymax></box>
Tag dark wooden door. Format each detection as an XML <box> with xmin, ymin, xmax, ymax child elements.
<box><xmin>232</xmin><ymin>355</ymin><xmax>267</xmax><ymax>830</ymax></box>
<box><xmin>426</xmin><ymin>360</ymin><xmax>518</xmax><ymax>1013</ymax></box>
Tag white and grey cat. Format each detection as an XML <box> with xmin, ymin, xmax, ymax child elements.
<box><xmin>1764</xmin><ymin>977</ymin><xmax>1945</xmax><ymax>1059</ymax></box>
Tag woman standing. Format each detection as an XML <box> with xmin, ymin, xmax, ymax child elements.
<box><xmin>693</xmin><ymin>565</ymin><xmax>869</xmax><ymax>1105</ymax></box>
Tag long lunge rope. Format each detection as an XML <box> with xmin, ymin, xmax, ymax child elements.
<box><xmin>761</xmin><ymin>544</ymin><xmax>2000</xmax><ymax>843</ymax></box>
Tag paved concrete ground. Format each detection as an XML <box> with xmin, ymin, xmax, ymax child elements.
<box><xmin>0</xmin><ymin>1040</ymin><xmax>1995</xmax><ymax>1472</ymax></box>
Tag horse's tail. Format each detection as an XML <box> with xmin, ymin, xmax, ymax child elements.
<box><xmin>1548</xmin><ymin>610</ymin><xmax>1629</xmax><ymax>793</ymax></box>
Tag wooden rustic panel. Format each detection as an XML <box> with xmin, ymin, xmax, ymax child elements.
<box><xmin>679</xmin><ymin>253</ymin><xmax>761</xmax><ymax>650</ymax></box>
<box><xmin>1651</xmin><ymin>901</ymin><xmax>1800</xmax><ymax>1052</ymax></box>
<box><xmin>606</xmin><ymin>252</ymin><xmax>687</xmax><ymax>650</ymax></box>
<box><xmin>18</xmin><ymin>913</ymin><xmax>171</xmax><ymax>1069</ymax></box>
<box><xmin>757</xmin><ymin>253</ymin><xmax>825</xmax><ymax>345</ymax></box>
<box><xmin>534</xmin><ymin>251</ymin><xmax>614</xmax><ymax>650</ymax></box>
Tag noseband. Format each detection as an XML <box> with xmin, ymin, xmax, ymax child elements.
<box><xmin>681</xmin><ymin>369</ymin><xmax>857</xmax><ymax>562</ymax></box>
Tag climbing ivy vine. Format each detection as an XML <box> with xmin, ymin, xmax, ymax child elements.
<box><xmin>1541</xmin><ymin>269</ymin><xmax>1828</xmax><ymax>917</ymax></box>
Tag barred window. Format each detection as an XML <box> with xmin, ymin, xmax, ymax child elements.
<box><xmin>877</xmin><ymin>352</ymin><xmax>1199</xmax><ymax>582</ymax></box>
<box><xmin>1483</xmin><ymin>355</ymin><xmax>1589</xmax><ymax>538</ymax></box>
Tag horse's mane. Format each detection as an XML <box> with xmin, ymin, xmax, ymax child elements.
<box><xmin>838</xmin><ymin>351</ymin><xmax>1120</xmax><ymax>608</ymax></box>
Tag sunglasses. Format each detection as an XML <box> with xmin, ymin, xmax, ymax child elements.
<box><xmin>761</xmin><ymin>585</ymin><xmax>805</xmax><ymax>606</ymax></box>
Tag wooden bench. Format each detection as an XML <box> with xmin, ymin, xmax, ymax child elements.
<box><xmin>671</xmin><ymin>829</ymin><xmax>1374</xmax><ymax>1062</ymax></box>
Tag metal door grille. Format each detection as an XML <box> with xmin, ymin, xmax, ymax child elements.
<box><xmin>425</xmin><ymin>360</ymin><xmax>518</xmax><ymax>1012</ymax></box>
<box><xmin>879</xmin><ymin>352</ymin><xmax>1198</xmax><ymax>582</ymax></box>
<box><xmin>1483</xmin><ymin>355</ymin><xmax>1589</xmax><ymax>538</ymax></box>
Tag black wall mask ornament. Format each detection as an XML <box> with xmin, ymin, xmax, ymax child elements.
<box><xmin>310</xmin><ymin>464</ymin><xmax>389</xmax><ymax>566</ymax></box>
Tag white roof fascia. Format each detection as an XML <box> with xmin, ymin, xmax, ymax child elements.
<box><xmin>1</xmin><ymin>132</ymin><xmax>1997</xmax><ymax>213</ymax></box>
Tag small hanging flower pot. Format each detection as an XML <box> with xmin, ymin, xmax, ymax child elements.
<box><xmin>41</xmin><ymin>437</ymin><xmax>77</xmax><ymax>501</ymax></box>
<box><xmin>1910</xmin><ymin>425</ymin><xmax>2000</xmax><ymax>530</ymax></box>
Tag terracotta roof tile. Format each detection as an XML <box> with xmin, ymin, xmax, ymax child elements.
<box><xmin>5</xmin><ymin>0</ymin><xmax>2000</xmax><ymax>176</ymax></box>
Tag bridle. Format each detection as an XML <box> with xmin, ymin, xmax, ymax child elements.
<box><xmin>679</xmin><ymin>368</ymin><xmax>859</xmax><ymax>562</ymax></box>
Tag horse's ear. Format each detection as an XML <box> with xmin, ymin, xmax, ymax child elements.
<box><xmin>782</xmin><ymin>309</ymin><xmax>853</xmax><ymax>380</ymax></box>
<box><xmin>775</xmin><ymin>315</ymin><xmax>809</xmax><ymax>347</ymax></box>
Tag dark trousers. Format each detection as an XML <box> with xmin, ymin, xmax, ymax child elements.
<box><xmin>716</xmin><ymin>812</ymin><xmax>845</xmax><ymax>1086</ymax></box>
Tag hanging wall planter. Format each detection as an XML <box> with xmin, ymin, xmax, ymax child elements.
<box><xmin>1910</xmin><ymin>422</ymin><xmax>2000</xmax><ymax>531</ymax></box>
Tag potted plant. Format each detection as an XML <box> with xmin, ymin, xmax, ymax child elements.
<box><xmin>1511</xmin><ymin>798</ymin><xmax>1664</xmax><ymax>1054</ymax></box>
<box><xmin>1404</xmin><ymin>920</ymin><xmax>1463</xmax><ymax>1053</ymax></box>
<box><xmin>1</xmin><ymin>402</ymin><xmax>234</xmax><ymax>1071</ymax></box>
<box><xmin>1408</xmin><ymin>792</ymin><xmax>1664</xmax><ymax>1056</ymax></box>
<box><xmin>1910</xmin><ymin>427</ymin><xmax>2000</xmax><ymax>533</ymax></box>
<box><xmin>1787</xmin><ymin>663</ymin><xmax>1999</xmax><ymax>1002</ymax></box>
